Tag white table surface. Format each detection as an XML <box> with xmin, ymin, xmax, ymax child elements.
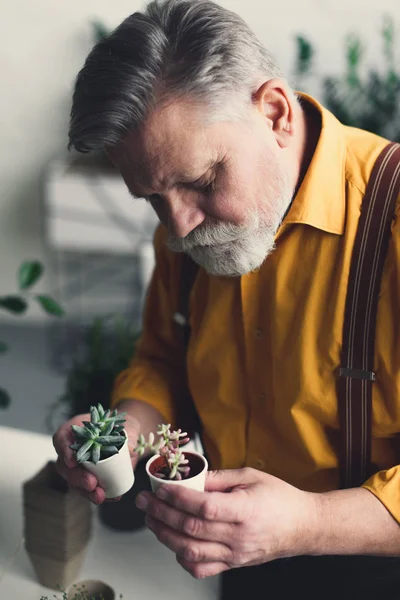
<box><xmin>0</xmin><ymin>425</ymin><xmax>220</xmax><ymax>599</ymax></box>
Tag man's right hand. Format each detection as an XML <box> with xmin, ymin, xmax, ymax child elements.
<box><xmin>52</xmin><ymin>411</ymin><xmax>142</xmax><ymax>505</ymax></box>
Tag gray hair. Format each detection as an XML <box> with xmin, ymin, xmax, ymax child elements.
<box><xmin>69</xmin><ymin>0</ymin><xmax>284</xmax><ymax>153</ymax></box>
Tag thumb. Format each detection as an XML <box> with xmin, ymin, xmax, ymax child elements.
<box><xmin>205</xmin><ymin>467</ymin><xmax>256</xmax><ymax>492</ymax></box>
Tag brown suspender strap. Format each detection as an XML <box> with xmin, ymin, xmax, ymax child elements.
<box><xmin>338</xmin><ymin>142</ymin><xmax>400</xmax><ymax>489</ymax></box>
<box><xmin>174</xmin><ymin>253</ymin><xmax>201</xmax><ymax>438</ymax></box>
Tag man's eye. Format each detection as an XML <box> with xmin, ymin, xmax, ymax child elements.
<box><xmin>198</xmin><ymin>180</ymin><xmax>215</xmax><ymax>194</ymax></box>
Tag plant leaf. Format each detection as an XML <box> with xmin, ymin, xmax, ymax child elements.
<box><xmin>101</xmin><ymin>445</ymin><xmax>118</xmax><ymax>457</ymax></box>
<box><xmin>18</xmin><ymin>261</ymin><xmax>43</xmax><ymax>290</ymax></box>
<box><xmin>96</xmin><ymin>435</ymin><xmax>124</xmax><ymax>444</ymax></box>
<box><xmin>78</xmin><ymin>451</ymin><xmax>91</xmax><ymax>463</ymax></box>
<box><xmin>0</xmin><ymin>341</ymin><xmax>8</xmax><ymax>353</ymax></box>
<box><xmin>71</xmin><ymin>425</ymin><xmax>91</xmax><ymax>439</ymax></box>
<box><xmin>76</xmin><ymin>439</ymin><xmax>94</xmax><ymax>462</ymax></box>
<box><xmin>0</xmin><ymin>296</ymin><xmax>28</xmax><ymax>315</ymax></box>
<box><xmin>102</xmin><ymin>422</ymin><xmax>114</xmax><ymax>436</ymax></box>
<box><xmin>36</xmin><ymin>295</ymin><xmax>64</xmax><ymax>317</ymax></box>
<box><xmin>90</xmin><ymin>405</ymin><xmax>100</xmax><ymax>424</ymax></box>
<box><xmin>0</xmin><ymin>388</ymin><xmax>11</xmax><ymax>408</ymax></box>
<box><xmin>91</xmin><ymin>444</ymin><xmax>101</xmax><ymax>464</ymax></box>
<box><xmin>97</xmin><ymin>403</ymin><xmax>105</xmax><ymax>418</ymax></box>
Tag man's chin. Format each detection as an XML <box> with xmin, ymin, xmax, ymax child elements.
<box><xmin>187</xmin><ymin>245</ymin><xmax>272</xmax><ymax>278</ymax></box>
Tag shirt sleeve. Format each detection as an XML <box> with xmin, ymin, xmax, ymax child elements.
<box><xmin>110</xmin><ymin>224</ymin><xmax>186</xmax><ymax>424</ymax></box>
<box><xmin>362</xmin><ymin>467</ymin><xmax>400</xmax><ymax>524</ymax></box>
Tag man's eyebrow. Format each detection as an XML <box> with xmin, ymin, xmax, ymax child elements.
<box><xmin>127</xmin><ymin>159</ymin><xmax>218</xmax><ymax>199</ymax></box>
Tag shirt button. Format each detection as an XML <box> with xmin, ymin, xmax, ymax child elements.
<box><xmin>254</xmin><ymin>327</ymin><xmax>263</xmax><ymax>339</ymax></box>
<box><xmin>255</xmin><ymin>458</ymin><xmax>266</xmax><ymax>470</ymax></box>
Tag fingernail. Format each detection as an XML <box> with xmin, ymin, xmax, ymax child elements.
<box><xmin>156</xmin><ymin>486</ymin><xmax>167</xmax><ymax>500</ymax></box>
<box><xmin>135</xmin><ymin>494</ymin><xmax>148</xmax><ymax>510</ymax></box>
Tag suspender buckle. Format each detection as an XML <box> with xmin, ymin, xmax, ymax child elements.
<box><xmin>173</xmin><ymin>312</ymin><xmax>187</xmax><ymax>326</ymax></box>
<box><xmin>339</xmin><ymin>368</ymin><xmax>376</xmax><ymax>381</ymax></box>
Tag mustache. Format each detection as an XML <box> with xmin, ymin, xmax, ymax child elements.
<box><xmin>166</xmin><ymin>218</ymin><xmax>258</xmax><ymax>253</ymax></box>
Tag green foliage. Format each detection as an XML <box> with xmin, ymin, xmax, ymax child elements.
<box><xmin>295</xmin><ymin>36</ymin><xmax>314</xmax><ymax>75</ymax></box>
<box><xmin>294</xmin><ymin>15</ymin><xmax>400</xmax><ymax>142</ymax></box>
<box><xmin>55</xmin><ymin>315</ymin><xmax>140</xmax><ymax>421</ymax></box>
<box><xmin>18</xmin><ymin>261</ymin><xmax>43</xmax><ymax>290</ymax></box>
<box><xmin>70</xmin><ymin>403</ymin><xmax>127</xmax><ymax>465</ymax></box>
<box><xmin>92</xmin><ymin>20</ymin><xmax>110</xmax><ymax>43</ymax></box>
<box><xmin>36</xmin><ymin>295</ymin><xmax>64</xmax><ymax>317</ymax></box>
<box><xmin>1</xmin><ymin>261</ymin><xmax>64</xmax><ymax>408</ymax></box>
<box><xmin>0</xmin><ymin>388</ymin><xmax>11</xmax><ymax>409</ymax></box>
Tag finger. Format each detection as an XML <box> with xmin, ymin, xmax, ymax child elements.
<box><xmin>52</xmin><ymin>414</ymin><xmax>89</xmax><ymax>468</ymax></box>
<box><xmin>138</xmin><ymin>492</ymin><xmax>232</xmax><ymax>542</ymax></box>
<box><xmin>55</xmin><ymin>457</ymin><xmax>98</xmax><ymax>493</ymax></box>
<box><xmin>146</xmin><ymin>516</ymin><xmax>231</xmax><ymax>564</ymax></box>
<box><xmin>205</xmin><ymin>468</ymin><xmax>259</xmax><ymax>492</ymax></box>
<box><xmin>75</xmin><ymin>487</ymin><xmax>107</xmax><ymax>505</ymax></box>
<box><xmin>176</xmin><ymin>555</ymin><xmax>229</xmax><ymax>579</ymax></box>
<box><xmin>153</xmin><ymin>482</ymin><xmax>251</xmax><ymax>523</ymax></box>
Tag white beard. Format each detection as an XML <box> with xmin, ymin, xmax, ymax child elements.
<box><xmin>167</xmin><ymin>181</ymin><xmax>294</xmax><ymax>277</ymax></box>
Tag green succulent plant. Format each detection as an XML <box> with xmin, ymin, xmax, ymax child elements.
<box><xmin>70</xmin><ymin>403</ymin><xmax>127</xmax><ymax>465</ymax></box>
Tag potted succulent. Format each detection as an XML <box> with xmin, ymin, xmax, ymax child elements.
<box><xmin>70</xmin><ymin>403</ymin><xmax>134</xmax><ymax>498</ymax></box>
<box><xmin>134</xmin><ymin>424</ymin><xmax>208</xmax><ymax>492</ymax></box>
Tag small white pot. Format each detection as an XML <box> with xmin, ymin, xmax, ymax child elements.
<box><xmin>82</xmin><ymin>432</ymin><xmax>134</xmax><ymax>498</ymax></box>
<box><xmin>145</xmin><ymin>450</ymin><xmax>208</xmax><ymax>493</ymax></box>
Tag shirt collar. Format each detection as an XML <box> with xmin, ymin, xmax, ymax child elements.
<box><xmin>280</xmin><ymin>92</ymin><xmax>346</xmax><ymax>236</ymax></box>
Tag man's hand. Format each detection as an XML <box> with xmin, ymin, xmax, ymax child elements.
<box><xmin>135</xmin><ymin>467</ymin><xmax>318</xmax><ymax>579</ymax></box>
<box><xmin>52</xmin><ymin>412</ymin><xmax>141</xmax><ymax>504</ymax></box>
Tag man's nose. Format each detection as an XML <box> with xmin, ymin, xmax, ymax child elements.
<box><xmin>166</xmin><ymin>194</ymin><xmax>205</xmax><ymax>238</ymax></box>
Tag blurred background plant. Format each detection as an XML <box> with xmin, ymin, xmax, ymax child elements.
<box><xmin>46</xmin><ymin>314</ymin><xmax>140</xmax><ymax>430</ymax></box>
<box><xmin>1</xmin><ymin>261</ymin><xmax>64</xmax><ymax>408</ymax></box>
<box><xmin>294</xmin><ymin>15</ymin><xmax>400</xmax><ymax>141</ymax></box>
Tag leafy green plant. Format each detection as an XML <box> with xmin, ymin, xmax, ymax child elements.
<box><xmin>294</xmin><ymin>16</ymin><xmax>400</xmax><ymax>141</ymax></box>
<box><xmin>135</xmin><ymin>424</ymin><xmax>191</xmax><ymax>480</ymax></box>
<box><xmin>0</xmin><ymin>260</ymin><xmax>64</xmax><ymax>408</ymax></box>
<box><xmin>48</xmin><ymin>315</ymin><xmax>140</xmax><ymax>429</ymax></box>
<box><xmin>70</xmin><ymin>403</ymin><xmax>127</xmax><ymax>464</ymax></box>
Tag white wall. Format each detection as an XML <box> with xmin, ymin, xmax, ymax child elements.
<box><xmin>1</xmin><ymin>0</ymin><xmax>399</xmax><ymax>322</ymax></box>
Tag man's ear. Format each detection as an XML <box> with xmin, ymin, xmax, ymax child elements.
<box><xmin>252</xmin><ymin>79</ymin><xmax>295</xmax><ymax>148</ymax></box>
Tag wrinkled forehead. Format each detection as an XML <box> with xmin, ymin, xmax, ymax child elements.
<box><xmin>108</xmin><ymin>99</ymin><xmax>210</xmax><ymax>181</ymax></box>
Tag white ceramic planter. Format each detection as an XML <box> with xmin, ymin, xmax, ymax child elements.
<box><xmin>145</xmin><ymin>450</ymin><xmax>208</xmax><ymax>493</ymax></box>
<box><xmin>82</xmin><ymin>433</ymin><xmax>134</xmax><ymax>498</ymax></box>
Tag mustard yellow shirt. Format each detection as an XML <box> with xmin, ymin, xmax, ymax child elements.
<box><xmin>112</xmin><ymin>93</ymin><xmax>400</xmax><ymax>524</ymax></box>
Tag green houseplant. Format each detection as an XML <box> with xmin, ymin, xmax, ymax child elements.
<box><xmin>294</xmin><ymin>15</ymin><xmax>400</xmax><ymax>141</ymax></box>
<box><xmin>1</xmin><ymin>260</ymin><xmax>64</xmax><ymax>408</ymax></box>
<box><xmin>70</xmin><ymin>403</ymin><xmax>134</xmax><ymax>498</ymax></box>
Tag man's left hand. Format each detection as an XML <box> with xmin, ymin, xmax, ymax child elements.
<box><xmin>135</xmin><ymin>467</ymin><xmax>318</xmax><ymax>579</ymax></box>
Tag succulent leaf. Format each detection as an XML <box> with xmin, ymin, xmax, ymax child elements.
<box><xmin>97</xmin><ymin>403</ymin><xmax>105</xmax><ymax>418</ymax></box>
<box><xmin>71</xmin><ymin>425</ymin><xmax>91</xmax><ymax>439</ymax></box>
<box><xmin>92</xmin><ymin>444</ymin><xmax>101</xmax><ymax>464</ymax></box>
<box><xmin>96</xmin><ymin>435</ymin><xmax>124</xmax><ymax>444</ymax></box>
<box><xmin>79</xmin><ymin>451</ymin><xmax>91</xmax><ymax>462</ymax></box>
<box><xmin>90</xmin><ymin>405</ymin><xmax>100</xmax><ymax>424</ymax></box>
<box><xmin>76</xmin><ymin>439</ymin><xmax>94</xmax><ymax>462</ymax></box>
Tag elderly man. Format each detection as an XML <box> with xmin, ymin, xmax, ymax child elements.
<box><xmin>53</xmin><ymin>0</ymin><xmax>400</xmax><ymax>597</ymax></box>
